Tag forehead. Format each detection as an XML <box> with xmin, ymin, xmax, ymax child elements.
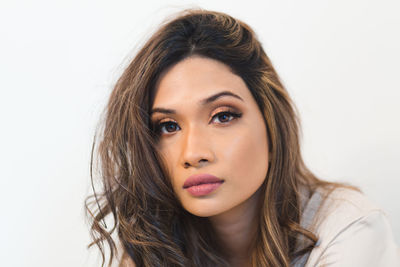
<box><xmin>152</xmin><ymin>56</ymin><xmax>251</xmax><ymax>108</ymax></box>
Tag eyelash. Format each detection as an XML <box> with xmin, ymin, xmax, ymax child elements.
<box><xmin>153</xmin><ymin>109</ymin><xmax>242</xmax><ymax>136</ymax></box>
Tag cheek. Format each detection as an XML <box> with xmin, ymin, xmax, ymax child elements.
<box><xmin>220</xmin><ymin>126</ymin><xmax>269</xmax><ymax>186</ymax></box>
<box><xmin>158</xmin><ymin>145</ymin><xmax>181</xmax><ymax>191</ymax></box>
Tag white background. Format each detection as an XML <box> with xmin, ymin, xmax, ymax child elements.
<box><xmin>1</xmin><ymin>0</ymin><xmax>399</xmax><ymax>266</ymax></box>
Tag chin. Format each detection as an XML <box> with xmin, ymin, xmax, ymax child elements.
<box><xmin>182</xmin><ymin>202</ymin><xmax>225</xmax><ymax>218</ymax></box>
<box><xmin>189</xmin><ymin>210</ymin><xmax>220</xmax><ymax>218</ymax></box>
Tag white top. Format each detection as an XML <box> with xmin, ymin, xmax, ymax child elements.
<box><xmin>293</xmin><ymin>186</ymin><xmax>400</xmax><ymax>266</ymax></box>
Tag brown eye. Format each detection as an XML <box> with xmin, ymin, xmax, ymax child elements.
<box><xmin>157</xmin><ymin>121</ymin><xmax>180</xmax><ymax>135</ymax></box>
<box><xmin>211</xmin><ymin>111</ymin><xmax>242</xmax><ymax>124</ymax></box>
<box><xmin>217</xmin><ymin>112</ymin><xmax>231</xmax><ymax>123</ymax></box>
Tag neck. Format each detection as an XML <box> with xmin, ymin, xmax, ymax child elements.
<box><xmin>208</xmin><ymin>187</ymin><xmax>263</xmax><ymax>265</ymax></box>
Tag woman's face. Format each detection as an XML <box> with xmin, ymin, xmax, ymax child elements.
<box><xmin>151</xmin><ymin>56</ymin><xmax>270</xmax><ymax>217</ymax></box>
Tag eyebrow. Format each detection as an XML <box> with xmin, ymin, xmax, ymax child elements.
<box><xmin>150</xmin><ymin>91</ymin><xmax>244</xmax><ymax>116</ymax></box>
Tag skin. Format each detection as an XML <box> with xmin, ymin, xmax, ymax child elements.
<box><xmin>151</xmin><ymin>56</ymin><xmax>270</xmax><ymax>266</ymax></box>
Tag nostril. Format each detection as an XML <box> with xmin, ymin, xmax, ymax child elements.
<box><xmin>184</xmin><ymin>159</ymin><xmax>207</xmax><ymax>168</ymax></box>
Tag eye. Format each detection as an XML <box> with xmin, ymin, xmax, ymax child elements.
<box><xmin>155</xmin><ymin>121</ymin><xmax>181</xmax><ymax>135</ymax></box>
<box><xmin>152</xmin><ymin>109</ymin><xmax>242</xmax><ymax>137</ymax></box>
<box><xmin>211</xmin><ymin>111</ymin><xmax>242</xmax><ymax>124</ymax></box>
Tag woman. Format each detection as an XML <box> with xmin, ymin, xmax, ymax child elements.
<box><xmin>85</xmin><ymin>9</ymin><xmax>399</xmax><ymax>267</ymax></box>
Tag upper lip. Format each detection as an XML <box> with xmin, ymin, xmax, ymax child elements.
<box><xmin>183</xmin><ymin>173</ymin><xmax>224</xmax><ymax>188</ymax></box>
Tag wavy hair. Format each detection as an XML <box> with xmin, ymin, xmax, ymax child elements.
<box><xmin>85</xmin><ymin>9</ymin><xmax>357</xmax><ymax>267</ymax></box>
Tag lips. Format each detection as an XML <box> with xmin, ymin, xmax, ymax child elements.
<box><xmin>183</xmin><ymin>174</ymin><xmax>224</xmax><ymax>197</ymax></box>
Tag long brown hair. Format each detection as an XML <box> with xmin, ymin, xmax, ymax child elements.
<box><xmin>85</xmin><ymin>9</ymin><xmax>357</xmax><ymax>267</ymax></box>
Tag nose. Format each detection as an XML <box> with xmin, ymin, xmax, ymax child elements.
<box><xmin>180</xmin><ymin>124</ymin><xmax>215</xmax><ymax>168</ymax></box>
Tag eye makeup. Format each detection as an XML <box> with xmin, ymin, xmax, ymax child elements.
<box><xmin>209</xmin><ymin>107</ymin><xmax>242</xmax><ymax>124</ymax></box>
<box><xmin>151</xmin><ymin>106</ymin><xmax>243</xmax><ymax>136</ymax></box>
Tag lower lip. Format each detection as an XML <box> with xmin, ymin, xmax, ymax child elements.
<box><xmin>185</xmin><ymin>182</ymin><xmax>223</xmax><ymax>197</ymax></box>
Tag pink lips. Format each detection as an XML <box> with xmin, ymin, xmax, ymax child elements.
<box><xmin>183</xmin><ymin>174</ymin><xmax>224</xmax><ymax>197</ymax></box>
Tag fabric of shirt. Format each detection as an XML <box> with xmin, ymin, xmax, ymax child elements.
<box><xmin>292</xmin><ymin>186</ymin><xmax>400</xmax><ymax>266</ymax></box>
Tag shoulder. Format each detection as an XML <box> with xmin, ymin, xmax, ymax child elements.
<box><xmin>304</xmin><ymin>186</ymin><xmax>381</xmax><ymax>230</ymax></box>
<box><xmin>301</xmin><ymin>186</ymin><xmax>400</xmax><ymax>266</ymax></box>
